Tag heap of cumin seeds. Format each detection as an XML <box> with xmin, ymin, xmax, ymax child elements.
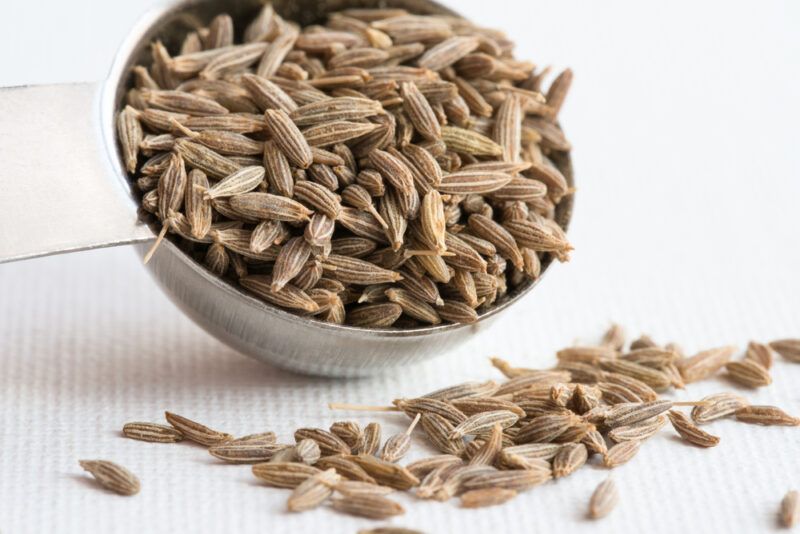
<box><xmin>119</xmin><ymin>4</ymin><xmax>574</xmax><ymax>327</ymax></box>
<box><xmin>116</xmin><ymin>328</ymin><xmax>800</xmax><ymax>524</ymax></box>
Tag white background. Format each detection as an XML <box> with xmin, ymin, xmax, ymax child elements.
<box><xmin>1</xmin><ymin>1</ymin><xmax>799</xmax><ymax>533</ymax></box>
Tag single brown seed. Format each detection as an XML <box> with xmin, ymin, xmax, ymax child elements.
<box><xmin>724</xmin><ymin>359</ymin><xmax>772</xmax><ymax>388</ymax></box>
<box><xmin>287</xmin><ymin>468</ymin><xmax>341</xmax><ymax>512</ymax></box>
<box><xmin>122</xmin><ymin>422</ymin><xmax>183</xmax><ymax>443</ymax></box>
<box><xmin>294</xmin><ymin>427</ymin><xmax>351</xmax><ymax>456</ymax></box>
<box><xmin>691</xmin><ymin>392</ymin><xmax>749</xmax><ymax>424</ymax></box>
<box><xmin>380</xmin><ymin>413</ymin><xmax>421</xmax><ymax>463</ymax></box>
<box><xmin>460</xmin><ymin>487</ymin><xmax>517</xmax><ymax>509</ymax></box>
<box><xmin>744</xmin><ymin>341</ymin><xmax>775</xmax><ymax>369</ymax></box>
<box><xmin>769</xmin><ymin>339</ymin><xmax>800</xmax><ymax>363</ymax></box>
<box><xmin>331</xmin><ymin>494</ymin><xmax>405</xmax><ymax>519</ymax></box>
<box><xmin>164</xmin><ymin>411</ymin><xmax>232</xmax><ymax>446</ymax></box>
<box><xmin>589</xmin><ymin>478</ymin><xmax>619</xmax><ymax>519</ymax></box>
<box><xmin>252</xmin><ymin>462</ymin><xmax>321</xmax><ymax>489</ymax></box>
<box><xmin>553</xmin><ymin>443</ymin><xmax>588</xmax><ymax>478</ymax></box>
<box><xmin>209</xmin><ymin>442</ymin><xmax>293</xmax><ymax>464</ymax></box>
<box><xmin>667</xmin><ymin>410</ymin><xmax>720</xmax><ymax>447</ymax></box>
<box><xmin>264</xmin><ymin>109</ymin><xmax>314</xmax><ymax>168</ymax></box>
<box><xmin>678</xmin><ymin>345</ymin><xmax>737</xmax><ymax>383</ymax></box>
<box><xmin>316</xmin><ymin>456</ymin><xmax>378</xmax><ymax>484</ymax></box>
<box><xmin>735</xmin><ymin>405</ymin><xmax>800</xmax><ymax>426</ymax></box>
<box><xmin>782</xmin><ymin>490</ymin><xmax>800</xmax><ymax>528</ymax></box>
<box><xmin>78</xmin><ymin>460</ymin><xmax>140</xmax><ymax>496</ymax></box>
<box><xmin>603</xmin><ymin>440</ymin><xmax>642</xmax><ymax>468</ymax></box>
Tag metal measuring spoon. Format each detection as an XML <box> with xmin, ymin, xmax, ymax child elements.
<box><xmin>0</xmin><ymin>0</ymin><xmax>574</xmax><ymax>376</ymax></box>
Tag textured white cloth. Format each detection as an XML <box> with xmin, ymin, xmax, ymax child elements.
<box><xmin>1</xmin><ymin>1</ymin><xmax>799</xmax><ymax>533</ymax></box>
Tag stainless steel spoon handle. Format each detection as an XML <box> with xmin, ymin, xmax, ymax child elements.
<box><xmin>0</xmin><ymin>83</ymin><xmax>152</xmax><ymax>264</ymax></box>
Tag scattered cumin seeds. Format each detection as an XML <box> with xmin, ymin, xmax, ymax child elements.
<box><xmin>78</xmin><ymin>460</ymin><xmax>140</xmax><ymax>496</ymax></box>
<box><xmin>589</xmin><ymin>478</ymin><xmax>619</xmax><ymax>519</ymax></box>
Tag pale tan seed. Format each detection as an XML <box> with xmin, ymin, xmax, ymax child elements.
<box><xmin>582</xmin><ymin>429</ymin><xmax>609</xmax><ymax>456</ymax></box>
<box><xmin>381</xmin><ymin>413</ymin><xmax>420</xmax><ymax>463</ymax></box>
<box><xmin>252</xmin><ymin>462</ymin><xmax>321</xmax><ymax>488</ymax></box>
<box><xmin>264</xmin><ymin>109</ymin><xmax>313</xmax><ymax>168</ymax></box>
<box><xmin>725</xmin><ymin>359</ymin><xmax>772</xmax><ymax>388</ymax></box>
<box><xmin>229</xmin><ymin>192</ymin><xmax>312</xmax><ymax>222</ymax></box>
<box><xmin>164</xmin><ymin>411</ymin><xmax>232</xmax><ymax>446</ymax></box>
<box><xmin>157</xmin><ymin>153</ymin><xmax>187</xmax><ymax>221</ymax></box>
<box><xmin>380</xmin><ymin>190</ymin><xmax>408</xmax><ymax>250</ymax></box>
<box><xmin>468</xmin><ymin>424</ymin><xmax>503</xmax><ymax>466</ymax></box>
<box><xmin>494</xmin><ymin>94</ymin><xmax>522</xmax><ymax>163</ymax></box>
<box><xmin>460</xmin><ymin>468</ymin><xmax>552</xmax><ymax>492</ymax></box>
<box><xmin>546</xmin><ymin>68</ymin><xmax>573</xmax><ymax>117</ymax></box>
<box><xmin>608</xmin><ymin>415</ymin><xmax>667</xmax><ymax>443</ymax></box>
<box><xmin>257</xmin><ymin>26</ymin><xmax>299</xmax><ymax>78</ymax></box>
<box><xmin>449</xmin><ymin>410</ymin><xmax>519</xmax><ymax>439</ymax></box>
<box><xmin>229</xmin><ymin>432</ymin><xmax>276</xmax><ymax>445</ymax></box>
<box><xmin>460</xmin><ymin>487</ymin><xmax>517</xmax><ymax>508</ymax></box>
<box><xmin>316</xmin><ymin>456</ymin><xmax>378</xmax><ymax>484</ymax></box>
<box><xmin>141</xmin><ymin>89</ymin><xmax>229</xmax><ymax>116</ymax></box>
<box><xmin>359</xmin><ymin>422</ymin><xmax>382</xmax><ymax>455</ymax></box>
<box><xmin>769</xmin><ymin>339</ymin><xmax>800</xmax><ymax>363</ymax></box>
<box><xmin>420</xmin><ymin>413</ymin><xmax>465</xmax><ymax>456</ymax></box>
<box><xmin>271</xmin><ymin>237</ymin><xmax>314</xmax><ymax>292</ymax></box>
<box><xmin>441</xmin><ymin>126</ymin><xmax>503</xmax><ymax>156</ymax></box>
<box><xmin>250</xmin><ymin>220</ymin><xmax>282</xmax><ymax>254</ymax></box>
<box><xmin>206</xmin><ymin>166</ymin><xmax>265</xmax><ymax>200</ymax></box>
<box><xmin>437</xmin><ymin>300</ymin><xmax>479</xmax><ymax>324</ymax></box>
<box><xmin>553</xmin><ymin>443</ymin><xmax>588</xmax><ymax>478</ymax></box>
<box><xmin>332</xmin><ymin>494</ymin><xmax>405</xmax><ymax>519</ymax></box>
<box><xmin>122</xmin><ymin>422</ymin><xmax>183</xmax><ymax>443</ymax></box>
<box><xmin>502</xmin><ymin>218</ymin><xmax>572</xmax><ymax>254</ymax></box>
<box><xmin>735</xmin><ymin>405</ymin><xmax>800</xmax><ymax>426</ymax></box>
<box><xmin>602</xmin><ymin>373</ymin><xmax>660</xmax><ymax>402</ymax></box>
<box><xmin>399</xmin><ymin>81</ymin><xmax>441</xmax><ymax>141</ymax></box>
<box><xmin>439</xmin><ymin>171</ymin><xmax>513</xmax><ymax>195</ymax></box>
<box><xmin>603</xmin><ymin>441</ymin><xmax>641</xmax><ymax>468</ymax></box>
<box><xmin>209</xmin><ymin>442</ymin><xmax>292</xmax><ymax>463</ymax></box>
<box><xmin>599</xmin><ymin>360</ymin><xmax>672</xmax><ymax>391</ymax></box>
<box><xmin>468</xmin><ymin>214</ymin><xmax>524</xmax><ymax>270</ymax></box>
<box><xmin>782</xmin><ymin>490</ymin><xmax>800</xmax><ymax>528</ymax></box>
<box><xmin>287</xmin><ymin>468</ymin><xmax>341</xmax><ymax>512</ymax></box>
<box><xmin>667</xmin><ymin>410</ymin><xmax>720</xmax><ymax>447</ymax></box>
<box><xmin>385</xmin><ymin>288</ymin><xmax>441</xmax><ymax>324</ymax></box>
<box><xmin>303</xmin><ymin>120</ymin><xmax>381</xmax><ymax>147</ymax></box>
<box><xmin>322</xmin><ymin>254</ymin><xmax>402</xmax><ymax>285</ymax></box>
<box><xmin>290</xmin><ymin>97</ymin><xmax>383</xmax><ymax>126</ymax></box>
<box><xmin>117</xmin><ymin>106</ymin><xmax>143</xmax><ymax>173</ymax></box>
<box><xmin>262</xmin><ymin>140</ymin><xmax>294</xmax><ymax>197</ymax></box>
<box><xmin>204</xmin><ymin>243</ymin><xmax>229</xmax><ymax>276</ymax></box>
<box><xmin>78</xmin><ymin>460</ymin><xmax>140</xmax><ymax>496</ymax></box>
<box><xmin>184</xmin><ymin>169</ymin><xmax>212</xmax><ymax>239</ymax></box>
<box><xmin>691</xmin><ymin>392</ymin><xmax>749</xmax><ymax>424</ymax></box>
<box><xmin>200</xmin><ymin>42</ymin><xmax>268</xmax><ymax>79</ymax></box>
<box><xmin>295</xmin><ymin>427</ymin><xmax>351</xmax><ymax>456</ymax></box>
<box><xmin>335</xmin><ymin>480</ymin><xmax>394</xmax><ymax>497</ymax></box>
<box><xmin>240</xmin><ymin>275</ymin><xmax>320</xmax><ymax>312</ymax></box>
<box><xmin>418</xmin><ymin>36</ymin><xmax>480</xmax><ymax>71</ymax></box>
<box><xmin>348</xmin><ymin>455</ymin><xmax>420</xmax><ymax>490</ymax></box>
<box><xmin>603</xmin><ymin>401</ymin><xmax>674</xmax><ymax>429</ymax></box>
<box><xmin>173</xmin><ymin>138</ymin><xmax>241</xmax><ymax>179</ymax></box>
<box><xmin>406</xmin><ymin>455</ymin><xmax>463</xmax><ymax>479</ymax></box>
<box><xmin>514</xmin><ymin>414</ymin><xmax>578</xmax><ymax>444</ymax></box>
<box><xmin>740</xmin><ymin>341</ymin><xmax>774</xmax><ymax>371</ymax></box>
<box><xmin>678</xmin><ymin>345</ymin><xmax>737</xmax><ymax>383</ymax></box>
<box><xmin>589</xmin><ymin>478</ymin><xmax>619</xmax><ymax>519</ymax></box>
